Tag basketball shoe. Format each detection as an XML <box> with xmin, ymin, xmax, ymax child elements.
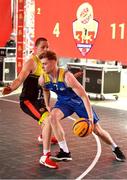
<box><xmin>39</xmin><ymin>152</ymin><xmax>58</xmax><ymax>169</ymax></box>
<box><xmin>38</xmin><ymin>134</ymin><xmax>58</xmax><ymax>145</ymax></box>
<box><xmin>113</xmin><ymin>147</ymin><xmax>126</xmax><ymax>162</ymax></box>
<box><xmin>50</xmin><ymin>148</ymin><xmax>72</xmax><ymax>161</ymax></box>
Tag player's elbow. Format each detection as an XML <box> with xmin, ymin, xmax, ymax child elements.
<box><xmin>38</xmin><ymin>76</ymin><xmax>43</xmax><ymax>86</ymax></box>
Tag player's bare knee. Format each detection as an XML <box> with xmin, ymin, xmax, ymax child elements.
<box><xmin>48</xmin><ymin>113</ymin><xmax>57</xmax><ymax>125</ymax></box>
<box><xmin>93</xmin><ymin>125</ymin><xmax>102</xmax><ymax>136</ymax></box>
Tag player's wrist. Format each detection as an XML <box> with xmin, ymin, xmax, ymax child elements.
<box><xmin>89</xmin><ymin>118</ymin><xmax>93</xmax><ymax>124</ymax></box>
<box><xmin>8</xmin><ymin>85</ymin><xmax>12</xmax><ymax>92</ymax></box>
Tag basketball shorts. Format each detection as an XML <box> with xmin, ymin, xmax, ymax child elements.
<box><xmin>54</xmin><ymin>97</ymin><xmax>99</xmax><ymax>124</ymax></box>
<box><xmin>20</xmin><ymin>99</ymin><xmax>47</xmax><ymax>121</ymax></box>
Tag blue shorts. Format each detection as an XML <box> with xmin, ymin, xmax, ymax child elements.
<box><xmin>54</xmin><ymin>97</ymin><xmax>99</xmax><ymax>124</ymax></box>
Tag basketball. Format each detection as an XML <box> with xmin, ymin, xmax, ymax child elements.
<box><xmin>72</xmin><ymin>118</ymin><xmax>93</xmax><ymax>137</ymax></box>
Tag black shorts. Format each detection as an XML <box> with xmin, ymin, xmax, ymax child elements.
<box><xmin>20</xmin><ymin>99</ymin><xmax>47</xmax><ymax>121</ymax></box>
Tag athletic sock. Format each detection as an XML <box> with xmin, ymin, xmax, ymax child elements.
<box><xmin>111</xmin><ymin>143</ymin><xmax>118</xmax><ymax>151</ymax></box>
<box><xmin>58</xmin><ymin>140</ymin><xmax>69</xmax><ymax>153</ymax></box>
<box><xmin>43</xmin><ymin>149</ymin><xmax>50</xmax><ymax>155</ymax></box>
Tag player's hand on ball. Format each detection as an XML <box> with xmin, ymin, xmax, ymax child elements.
<box><xmin>89</xmin><ymin>121</ymin><xmax>94</xmax><ymax>133</ymax></box>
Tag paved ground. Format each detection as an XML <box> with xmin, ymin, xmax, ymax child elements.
<box><xmin>0</xmin><ymin>93</ymin><xmax>127</xmax><ymax>179</ymax></box>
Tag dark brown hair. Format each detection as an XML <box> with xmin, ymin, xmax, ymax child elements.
<box><xmin>39</xmin><ymin>50</ymin><xmax>57</xmax><ymax>61</ymax></box>
<box><xmin>35</xmin><ymin>37</ymin><xmax>47</xmax><ymax>47</ymax></box>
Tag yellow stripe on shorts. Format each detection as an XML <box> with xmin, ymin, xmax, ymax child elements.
<box><xmin>38</xmin><ymin>111</ymin><xmax>49</xmax><ymax>125</ymax></box>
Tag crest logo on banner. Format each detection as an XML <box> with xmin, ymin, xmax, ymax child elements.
<box><xmin>72</xmin><ymin>2</ymin><xmax>98</xmax><ymax>56</ymax></box>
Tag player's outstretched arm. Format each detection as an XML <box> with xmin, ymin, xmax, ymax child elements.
<box><xmin>2</xmin><ymin>58</ymin><xmax>34</xmax><ymax>95</ymax></box>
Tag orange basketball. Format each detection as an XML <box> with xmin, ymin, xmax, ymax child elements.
<box><xmin>72</xmin><ymin>118</ymin><xmax>93</xmax><ymax>137</ymax></box>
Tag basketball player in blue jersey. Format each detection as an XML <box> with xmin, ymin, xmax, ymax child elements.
<box><xmin>2</xmin><ymin>38</ymin><xmax>57</xmax><ymax>145</ymax></box>
<box><xmin>38</xmin><ymin>50</ymin><xmax>125</xmax><ymax>169</ymax></box>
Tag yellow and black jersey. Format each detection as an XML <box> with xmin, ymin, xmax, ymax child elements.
<box><xmin>20</xmin><ymin>55</ymin><xmax>44</xmax><ymax>101</ymax></box>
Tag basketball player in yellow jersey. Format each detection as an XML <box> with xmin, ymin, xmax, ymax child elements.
<box><xmin>2</xmin><ymin>37</ymin><xmax>57</xmax><ymax>145</ymax></box>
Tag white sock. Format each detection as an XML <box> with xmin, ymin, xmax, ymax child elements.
<box><xmin>43</xmin><ymin>149</ymin><xmax>50</xmax><ymax>155</ymax></box>
<box><xmin>111</xmin><ymin>143</ymin><xmax>118</xmax><ymax>151</ymax></box>
<box><xmin>58</xmin><ymin>140</ymin><xmax>69</xmax><ymax>153</ymax></box>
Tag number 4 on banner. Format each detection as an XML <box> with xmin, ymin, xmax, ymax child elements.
<box><xmin>53</xmin><ymin>22</ymin><xmax>60</xmax><ymax>37</ymax></box>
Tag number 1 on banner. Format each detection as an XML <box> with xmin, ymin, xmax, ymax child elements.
<box><xmin>53</xmin><ymin>22</ymin><xmax>60</xmax><ymax>37</ymax></box>
<box><xmin>110</xmin><ymin>23</ymin><xmax>125</xmax><ymax>39</ymax></box>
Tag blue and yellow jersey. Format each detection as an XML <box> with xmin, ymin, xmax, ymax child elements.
<box><xmin>20</xmin><ymin>55</ymin><xmax>44</xmax><ymax>101</ymax></box>
<box><xmin>43</xmin><ymin>68</ymin><xmax>79</xmax><ymax>101</ymax></box>
<box><xmin>43</xmin><ymin>68</ymin><xmax>100</xmax><ymax>124</ymax></box>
